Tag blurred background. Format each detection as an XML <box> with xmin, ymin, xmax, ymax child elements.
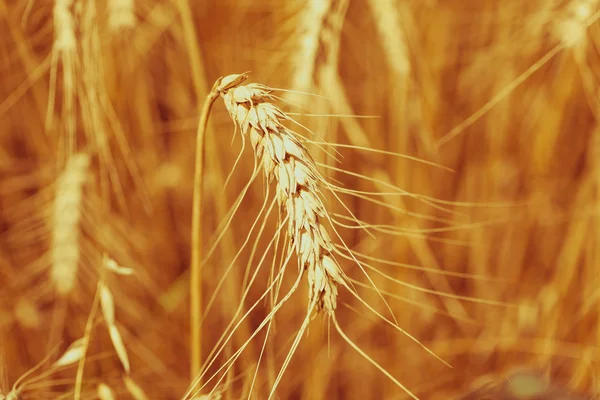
<box><xmin>0</xmin><ymin>0</ymin><xmax>599</xmax><ymax>398</ymax></box>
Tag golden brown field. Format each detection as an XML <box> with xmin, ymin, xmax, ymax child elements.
<box><xmin>1</xmin><ymin>0</ymin><xmax>599</xmax><ymax>399</ymax></box>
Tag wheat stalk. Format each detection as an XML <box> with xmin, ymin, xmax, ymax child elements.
<box><xmin>175</xmin><ymin>0</ymin><xmax>212</xmax><ymax>377</ymax></box>
<box><xmin>217</xmin><ymin>73</ymin><xmax>345</xmax><ymax>314</ymax></box>
<box><xmin>51</xmin><ymin>153</ymin><xmax>89</xmax><ymax>296</ymax></box>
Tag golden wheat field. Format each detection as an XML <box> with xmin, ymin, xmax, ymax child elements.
<box><xmin>1</xmin><ymin>0</ymin><xmax>600</xmax><ymax>399</ymax></box>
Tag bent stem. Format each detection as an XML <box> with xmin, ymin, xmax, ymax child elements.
<box><xmin>191</xmin><ymin>79</ymin><xmax>222</xmax><ymax>379</ymax></box>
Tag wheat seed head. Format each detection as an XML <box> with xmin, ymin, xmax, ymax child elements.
<box><xmin>217</xmin><ymin>74</ymin><xmax>346</xmax><ymax>314</ymax></box>
<box><xmin>51</xmin><ymin>153</ymin><xmax>90</xmax><ymax>296</ymax></box>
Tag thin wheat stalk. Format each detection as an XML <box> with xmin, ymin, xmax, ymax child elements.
<box><xmin>173</xmin><ymin>0</ymin><xmax>212</xmax><ymax>378</ymax></box>
<box><xmin>190</xmin><ymin>78</ymin><xmax>222</xmax><ymax>382</ymax></box>
<box><xmin>51</xmin><ymin>153</ymin><xmax>89</xmax><ymax>296</ymax></box>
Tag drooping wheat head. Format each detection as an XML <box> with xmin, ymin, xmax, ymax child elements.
<box><xmin>197</xmin><ymin>73</ymin><xmax>450</xmax><ymax>400</ymax></box>
<box><xmin>217</xmin><ymin>73</ymin><xmax>345</xmax><ymax>315</ymax></box>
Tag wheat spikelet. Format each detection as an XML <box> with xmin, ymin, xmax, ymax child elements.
<box><xmin>217</xmin><ymin>74</ymin><xmax>345</xmax><ymax>314</ymax></box>
<box><xmin>99</xmin><ymin>282</ymin><xmax>116</xmax><ymax>325</ymax></box>
<box><xmin>97</xmin><ymin>383</ymin><xmax>116</xmax><ymax>400</ymax></box>
<box><xmin>99</xmin><ymin>260</ymin><xmax>132</xmax><ymax>374</ymax></box>
<box><xmin>51</xmin><ymin>153</ymin><xmax>90</xmax><ymax>296</ymax></box>
<box><xmin>107</xmin><ymin>325</ymin><xmax>130</xmax><ymax>374</ymax></box>
<box><xmin>53</xmin><ymin>338</ymin><xmax>86</xmax><ymax>368</ymax></box>
<box><xmin>107</xmin><ymin>0</ymin><xmax>136</xmax><ymax>31</ymax></box>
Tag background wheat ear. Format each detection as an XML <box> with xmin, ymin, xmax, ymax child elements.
<box><xmin>51</xmin><ymin>153</ymin><xmax>90</xmax><ymax>296</ymax></box>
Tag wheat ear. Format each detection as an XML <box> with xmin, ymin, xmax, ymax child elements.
<box><xmin>51</xmin><ymin>153</ymin><xmax>89</xmax><ymax>296</ymax></box>
<box><xmin>217</xmin><ymin>73</ymin><xmax>345</xmax><ymax>314</ymax></box>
